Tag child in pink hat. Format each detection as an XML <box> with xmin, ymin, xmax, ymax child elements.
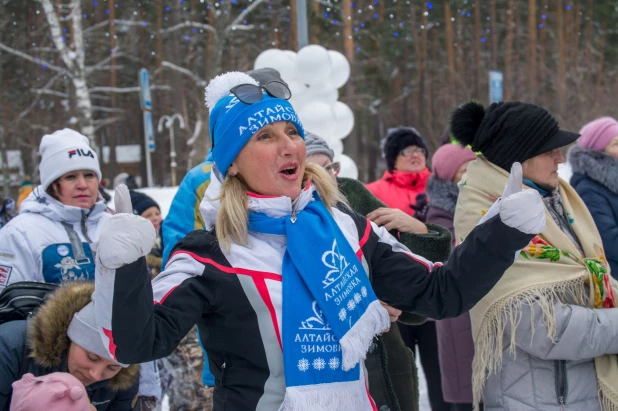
<box><xmin>10</xmin><ymin>372</ymin><xmax>95</xmax><ymax>411</ymax></box>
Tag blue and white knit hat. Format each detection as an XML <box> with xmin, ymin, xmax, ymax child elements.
<box><xmin>205</xmin><ymin>72</ymin><xmax>305</xmax><ymax>177</ymax></box>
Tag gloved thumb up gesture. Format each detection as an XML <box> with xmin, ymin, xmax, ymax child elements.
<box><xmin>95</xmin><ymin>184</ymin><xmax>156</xmax><ymax>270</ymax></box>
<box><xmin>478</xmin><ymin>163</ymin><xmax>547</xmax><ymax>235</ymax></box>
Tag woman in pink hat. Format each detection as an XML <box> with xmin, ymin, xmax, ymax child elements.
<box><xmin>568</xmin><ymin>117</ymin><xmax>618</xmax><ymax>277</ymax></box>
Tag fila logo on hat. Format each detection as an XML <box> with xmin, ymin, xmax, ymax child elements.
<box><xmin>68</xmin><ymin>148</ymin><xmax>95</xmax><ymax>159</ymax></box>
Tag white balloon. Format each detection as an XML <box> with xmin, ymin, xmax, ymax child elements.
<box><xmin>289</xmin><ymin>98</ymin><xmax>306</xmax><ymax>114</ymax></box>
<box><xmin>298</xmin><ymin>101</ymin><xmax>337</xmax><ymax>137</ymax></box>
<box><xmin>327</xmin><ymin>50</ymin><xmax>351</xmax><ymax>89</ymax></box>
<box><xmin>339</xmin><ymin>154</ymin><xmax>359</xmax><ymax>179</ymax></box>
<box><xmin>296</xmin><ymin>45</ymin><xmax>333</xmax><ymax>85</ymax></box>
<box><xmin>330</xmin><ymin>139</ymin><xmax>343</xmax><ymax>157</ymax></box>
<box><xmin>332</xmin><ymin>101</ymin><xmax>355</xmax><ymax>139</ymax></box>
<box><xmin>283</xmin><ymin>50</ymin><xmax>297</xmax><ymax>60</ymax></box>
<box><xmin>305</xmin><ymin>82</ymin><xmax>339</xmax><ymax>105</ymax></box>
<box><xmin>288</xmin><ymin>80</ymin><xmax>308</xmax><ymax>100</ymax></box>
<box><xmin>254</xmin><ymin>49</ymin><xmax>284</xmax><ymax>69</ymax></box>
<box><xmin>254</xmin><ymin>49</ymin><xmax>297</xmax><ymax>83</ymax></box>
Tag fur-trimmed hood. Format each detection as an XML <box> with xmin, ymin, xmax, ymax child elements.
<box><xmin>28</xmin><ymin>282</ymin><xmax>139</xmax><ymax>391</ymax></box>
<box><xmin>426</xmin><ymin>176</ymin><xmax>459</xmax><ymax>215</ymax></box>
<box><xmin>568</xmin><ymin>145</ymin><xmax>618</xmax><ymax>195</ymax></box>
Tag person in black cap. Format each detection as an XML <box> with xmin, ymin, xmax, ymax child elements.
<box><xmin>450</xmin><ymin>100</ymin><xmax>579</xmax><ymax>192</ymax></box>
<box><xmin>451</xmin><ymin>102</ymin><xmax>618</xmax><ymax>411</ymax></box>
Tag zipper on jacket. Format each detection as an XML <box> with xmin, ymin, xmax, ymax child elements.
<box><xmin>290</xmin><ymin>200</ymin><xmax>299</xmax><ymax>223</ymax></box>
<box><xmin>81</xmin><ymin>211</ymin><xmax>93</xmax><ymax>243</ymax></box>
<box><xmin>554</xmin><ymin>360</ymin><xmax>568</xmax><ymax>410</ymax></box>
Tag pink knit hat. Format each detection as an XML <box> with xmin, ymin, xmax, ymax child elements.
<box><xmin>577</xmin><ymin>117</ymin><xmax>618</xmax><ymax>151</ymax></box>
<box><xmin>431</xmin><ymin>144</ymin><xmax>477</xmax><ymax>182</ymax></box>
<box><xmin>11</xmin><ymin>373</ymin><xmax>93</xmax><ymax>411</ymax></box>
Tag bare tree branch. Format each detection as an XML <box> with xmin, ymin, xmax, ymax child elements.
<box><xmin>31</xmin><ymin>47</ymin><xmax>59</xmax><ymax>53</ymax></box>
<box><xmin>161</xmin><ymin>61</ymin><xmax>207</xmax><ymax>86</ymax></box>
<box><xmin>88</xmin><ymin>85</ymin><xmax>172</xmax><ymax>93</ymax></box>
<box><xmin>18</xmin><ymin>74</ymin><xmax>62</xmax><ymax>120</ymax></box>
<box><xmin>83</xmin><ymin>19</ymin><xmax>148</xmax><ymax>35</ymax></box>
<box><xmin>225</xmin><ymin>0</ymin><xmax>269</xmax><ymax>34</ymax></box>
<box><xmin>93</xmin><ymin>117</ymin><xmax>124</xmax><ymax>132</ymax></box>
<box><xmin>161</xmin><ymin>21</ymin><xmax>217</xmax><ymax>35</ymax></box>
<box><xmin>86</xmin><ymin>51</ymin><xmax>140</xmax><ymax>73</ymax></box>
<box><xmin>0</xmin><ymin>43</ymin><xmax>70</xmax><ymax>76</ymax></box>
<box><xmin>92</xmin><ymin>106</ymin><xmax>125</xmax><ymax>113</ymax></box>
<box><xmin>29</xmin><ymin>89</ymin><xmax>68</xmax><ymax>98</ymax></box>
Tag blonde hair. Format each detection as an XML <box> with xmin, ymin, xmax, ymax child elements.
<box><xmin>216</xmin><ymin>162</ymin><xmax>348</xmax><ymax>251</ymax></box>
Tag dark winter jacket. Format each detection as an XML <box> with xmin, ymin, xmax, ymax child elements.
<box><xmin>425</xmin><ymin>175</ymin><xmax>475</xmax><ymax>404</ymax></box>
<box><xmin>425</xmin><ymin>176</ymin><xmax>458</xmax><ymax>249</ymax></box>
<box><xmin>339</xmin><ymin>177</ymin><xmax>452</xmax><ymax>411</ymax></box>
<box><xmin>569</xmin><ymin>146</ymin><xmax>618</xmax><ymax>276</ymax></box>
<box><xmin>0</xmin><ymin>283</ymin><xmax>140</xmax><ymax>411</ymax></box>
<box><xmin>92</xmin><ymin>173</ymin><xmax>533</xmax><ymax>411</ymax></box>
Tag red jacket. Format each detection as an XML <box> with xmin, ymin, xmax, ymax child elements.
<box><xmin>365</xmin><ymin>168</ymin><xmax>431</xmax><ymax>215</ymax></box>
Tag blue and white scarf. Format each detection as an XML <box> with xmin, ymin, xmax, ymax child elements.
<box><xmin>249</xmin><ymin>191</ymin><xmax>389</xmax><ymax>411</ymax></box>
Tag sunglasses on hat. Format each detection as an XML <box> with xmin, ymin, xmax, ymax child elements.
<box><xmin>211</xmin><ymin>81</ymin><xmax>293</xmax><ymax>149</ymax></box>
<box><xmin>230</xmin><ymin>81</ymin><xmax>292</xmax><ymax>104</ymax></box>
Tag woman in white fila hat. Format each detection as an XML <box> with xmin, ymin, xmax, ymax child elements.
<box><xmin>0</xmin><ymin>129</ymin><xmax>107</xmax><ymax>288</ymax></box>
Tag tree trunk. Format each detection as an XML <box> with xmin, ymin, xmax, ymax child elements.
<box><xmin>444</xmin><ymin>1</ymin><xmax>456</xmax><ymax>95</ymax></box>
<box><xmin>108</xmin><ymin>0</ymin><xmax>118</xmax><ymax>174</ymax></box>
<box><xmin>289</xmin><ymin>0</ymin><xmax>298</xmax><ymax>49</ymax></box>
<box><xmin>504</xmin><ymin>0</ymin><xmax>515</xmax><ymax>100</ymax></box>
<box><xmin>527</xmin><ymin>0</ymin><xmax>537</xmax><ymax>101</ymax></box>
<box><xmin>342</xmin><ymin>0</ymin><xmax>354</xmax><ymax>62</ymax></box>
<box><xmin>594</xmin><ymin>21</ymin><xmax>607</xmax><ymax>102</ymax></box>
<box><xmin>155</xmin><ymin>0</ymin><xmax>164</xmax><ymax>82</ymax></box>
<box><xmin>410</xmin><ymin>2</ymin><xmax>422</xmax><ymax>127</ymax></box>
<box><xmin>311</xmin><ymin>0</ymin><xmax>320</xmax><ymax>44</ymax></box>
<box><xmin>473</xmin><ymin>0</ymin><xmax>481</xmax><ymax>99</ymax></box>
<box><xmin>538</xmin><ymin>13</ymin><xmax>547</xmax><ymax>106</ymax></box>
<box><xmin>556</xmin><ymin>0</ymin><xmax>567</xmax><ymax>113</ymax></box>
<box><xmin>489</xmin><ymin>0</ymin><xmax>497</xmax><ymax>70</ymax></box>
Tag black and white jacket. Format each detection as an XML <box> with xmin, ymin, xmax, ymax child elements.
<box><xmin>94</xmin><ymin>173</ymin><xmax>532</xmax><ymax>411</ymax></box>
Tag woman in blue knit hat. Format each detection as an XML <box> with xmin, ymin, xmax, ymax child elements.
<box><xmin>89</xmin><ymin>71</ymin><xmax>546</xmax><ymax>411</ymax></box>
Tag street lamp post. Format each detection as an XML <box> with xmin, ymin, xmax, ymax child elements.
<box><xmin>157</xmin><ymin>114</ymin><xmax>185</xmax><ymax>186</ymax></box>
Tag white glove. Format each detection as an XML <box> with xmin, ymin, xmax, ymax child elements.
<box><xmin>96</xmin><ymin>185</ymin><xmax>156</xmax><ymax>270</ymax></box>
<box><xmin>478</xmin><ymin>163</ymin><xmax>546</xmax><ymax>235</ymax></box>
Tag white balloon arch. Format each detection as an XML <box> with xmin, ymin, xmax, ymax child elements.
<box><xmin>254</xmin><ymin>45</ymin><xmax>358</xmax><ymax>179</ymax></box>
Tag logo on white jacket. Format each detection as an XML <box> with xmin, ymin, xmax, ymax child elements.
<box><xmin>0</xmin><ymin>264</ymin><xmax>12</xmax><ymax>286</ymax></box>
<box><xmin>68</xmin><ymin>149</ymin><xmax>94</xmax><ymax>159</ymax></box>
<box><xmin>321</xmin><ymin>239</ymin><xmax>350</xmax><ymax>288</ymax></box>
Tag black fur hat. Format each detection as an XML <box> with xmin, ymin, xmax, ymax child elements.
<box><xmin>450</xmin><ymin>101</ymin><xmax>579</xmax><ymax>170</ymax></box>
<box><xmin>381</xmin><ymin>127</ymin><xmax>429</xmax><ymax>172</ymax></box>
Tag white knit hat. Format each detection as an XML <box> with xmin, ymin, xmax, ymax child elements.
<box><xmin>39</xmin><ymin>129</ymin><xmax>102</xmax><ymax>190</ymax></box>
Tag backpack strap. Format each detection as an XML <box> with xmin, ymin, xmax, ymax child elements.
<box><xmin>60</xmin><ymin>221</ymin><xmax>90</xmax><ymax>265</ymax></box>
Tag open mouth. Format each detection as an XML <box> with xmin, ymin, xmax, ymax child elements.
<box><xmin>279</xmin><ymin>163</ymin><xmax>299</xmax><ymax>180</ymax></box>
<box><xmin>281</xmin><ymin>166</ymin><xmax>297</xmax><ymax>175</ymax></box>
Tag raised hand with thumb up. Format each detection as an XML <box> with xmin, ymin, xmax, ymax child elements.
<box><xmin>95</xmin><ymin>184</ymin><xmax>156</xmax><ymax>270</ymax></box>
<box><xmin>477</xmin><ymin>163</ymin><xmax>547</xmax><ymax>235</ymax></box>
